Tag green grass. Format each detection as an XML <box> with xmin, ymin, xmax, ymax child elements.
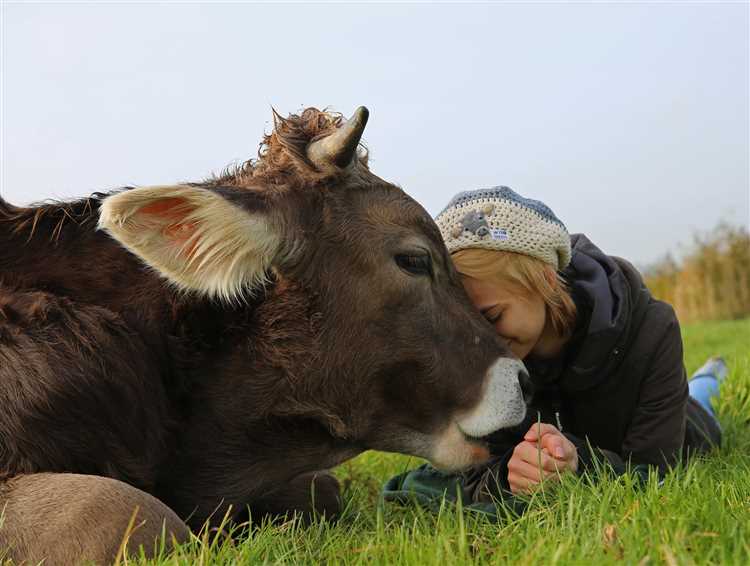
<box><xmin>138</xmin><ymin>319</ymin><xmax>750</xmax><ymax>564</ymax></box>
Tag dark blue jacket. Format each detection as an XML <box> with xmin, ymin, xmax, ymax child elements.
<box><xmin>479</xmin><ymin>234</ymin><xmax>720</xmax><ymax>493</ymax></box>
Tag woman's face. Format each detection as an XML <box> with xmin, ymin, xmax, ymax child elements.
<box><xmin>461</xmin><ymin>275</ymin><xmax>547</xmax><ymax>360</ymax></box>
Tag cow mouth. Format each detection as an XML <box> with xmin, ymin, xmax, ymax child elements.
<box><xmin>428</xmin><ymin>422</ymin><xmax>493</xmax><ymax>472</ymax></box>
<box><xmin>457</xmin><ymin>424</ymin><xmax>493</xmax><ymax>445</ymax></box>
<box><xmin>456</xmin><ymin>424</ymin><xmax>501</xmax><ymax>460</ymax></box>
<box><xmin>427</xmin><ymin>358</ymin><xmax>528</xmax><ymax>471</ymax></box>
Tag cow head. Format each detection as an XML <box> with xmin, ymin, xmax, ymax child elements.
<box><xmin>98</xmin><ymin>107</ymin><xmax>529</xmax><ymax>472</ymax></box>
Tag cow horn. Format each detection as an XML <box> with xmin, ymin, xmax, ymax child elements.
<box><xmin>307</xmin><ymin>106</ymin><xmax>369</xmax><ymax>170</ymax></box>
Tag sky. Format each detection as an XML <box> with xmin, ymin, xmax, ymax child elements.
<box><xmin>2</xmin><ymin>2</ymin><xmax>748</xmax><ymax>267</ymax></box>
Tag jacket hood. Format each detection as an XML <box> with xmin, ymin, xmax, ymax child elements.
<box><xmin>557</xmin><ymin>234</ymin><xmax>651</xmax><ymax>392</ymax></box>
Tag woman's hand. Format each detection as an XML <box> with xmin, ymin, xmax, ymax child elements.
<box><xmin>507</xmin><ymin>423</ymin><xmax>579</xmax><ymax>495</ymax></box>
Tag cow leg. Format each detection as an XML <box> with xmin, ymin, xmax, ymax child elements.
<box><xmin>246</xmin><ymin>470</ymin><xmax>342</xmax><ymax>523</ymax></box>
<box><xmin>0</xmin><ymin>473</ymin><xmax>189</xmax><ymax>565</ymax></box>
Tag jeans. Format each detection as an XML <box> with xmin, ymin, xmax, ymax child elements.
<box><xmin>688</xmin><ymin>357</ymin><xmax>728</xmax><ymax>419</ymax></box>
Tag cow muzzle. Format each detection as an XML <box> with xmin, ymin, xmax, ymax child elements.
<box><xmin>457</xmin><ymin>357</ymin><xmax>528</xmax><ymax>437</ymax></box>
<box><xmin>429</xmin><ymin>357</ymin><xmax>529</xmax><ymax>471</ymax></box>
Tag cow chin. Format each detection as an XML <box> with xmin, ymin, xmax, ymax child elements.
<box><xmin>429</xmin><ymin>423</ymin><xmax>493</xmax><ymax>472</ymax></box>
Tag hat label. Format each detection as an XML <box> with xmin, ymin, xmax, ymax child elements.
<box><xmin>491</xmin><ymin>228</ymin><xmax>509</xmax><ymax>241</ymax></box>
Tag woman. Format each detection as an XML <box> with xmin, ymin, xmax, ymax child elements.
<box><xmin>384</xmin><ymin>186</ymin><xmax>724</xmax><ymax>508</ymax></box>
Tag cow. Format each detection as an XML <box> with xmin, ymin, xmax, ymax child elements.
<box><xmin>0</xmin><ymin>107</ymin><xmax>530</xmax><ymax>564</ymax></box>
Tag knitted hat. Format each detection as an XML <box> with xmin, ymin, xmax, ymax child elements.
<box><xmin>435</xmin><ymin>186</ymin><xmax>572</xmax><ymax>270</ymax></box>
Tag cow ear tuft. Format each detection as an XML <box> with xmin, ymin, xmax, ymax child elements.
<box><xmin>98</xmin><ymin>185</ymin><xmax>279</xmax><ymax>301</ymax></box>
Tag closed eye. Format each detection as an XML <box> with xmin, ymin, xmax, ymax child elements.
<box><xmin>395</xmin><ymin>253</ymin><xmax>433</xmax><ymax>277</ymax></box>
<box><xmin>481</xmin><ymin>307</ymin><xmax>503</xmax><ymax>324</ymax></box>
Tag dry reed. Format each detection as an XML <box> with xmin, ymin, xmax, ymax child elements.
<box><xmin>644</xmin><ymin>223</ymin><xmax>750</xmax><ymax>324</ymax></box>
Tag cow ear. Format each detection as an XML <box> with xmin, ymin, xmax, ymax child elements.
<box><xmin>98</xmin><ymin>185</ymin><xmax>279</xmax><ymax>301</ymax></box>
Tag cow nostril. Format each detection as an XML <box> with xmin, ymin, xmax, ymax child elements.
<box><xmin>518</xmin><ymin>369</ymin><xmax>534</xmax><ymax>405</ymax></box>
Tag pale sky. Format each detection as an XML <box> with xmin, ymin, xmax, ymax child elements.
<box><xmin>2</xmin><ymin>2</ymin><xmax>748</xmax><ymax>266</ymax></box>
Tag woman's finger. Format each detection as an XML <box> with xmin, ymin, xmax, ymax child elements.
<box><xmin>508</xmin><ymin>472</ymin><xmax>531</xmax><ymax>494</ymax></box>
<box><xmin>514</xmin><ymin>441</ymin><xmax>565</xmax><ymax>472</ymax></box>
<box><xmin>509</xmin><ymin>449</ymin><xmax>558</xmax><ymax>479</ymax></box>
<box><xmin>524</xmin><ymin>422</ymin><xmax>560</xmax><ymax>442</ymax></box>
<box><xmin>508</xmin><ymin>471</ymin><xmax>542</xmax><ymax>494</ymax></box>
<box><xmin>508</xmin><ymin>464</ymin><xmax>559</xmax><ymax>495</ymax></box>
<box><xmin>541</xmin><ymin>434</ymin><xmax>571</xmax><ymax>461</ymax></box>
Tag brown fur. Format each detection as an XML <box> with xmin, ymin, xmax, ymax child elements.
<box><xmin>0</xmin><ymin>107</ymin><xmax>518</xmax><ymax>563</ymax></box>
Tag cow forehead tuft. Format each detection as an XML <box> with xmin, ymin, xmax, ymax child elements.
<box><xmin>205</xmin><ymin>107</ymin><xmax>370</xmax><ymax>190</ymax></box>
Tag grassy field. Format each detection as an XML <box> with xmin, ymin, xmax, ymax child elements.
<box><xmin>134</xmin><ymin>318</ymin><xmax>748</xmax><ymax>564</ymax></box>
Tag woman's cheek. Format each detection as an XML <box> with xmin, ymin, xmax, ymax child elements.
<box><xmin>495</xmin><ymin>314</ymin><xmax>522</xmax><ymax>344</ymax></box>
<box><xmin>493</xmin><ymin>320</ymin><xmax>513</xmax><ymax>343</ymax></box>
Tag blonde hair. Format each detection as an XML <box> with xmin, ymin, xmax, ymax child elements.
<box><xmin>452</xmin><ymin>248</ymin><xmax>577</xmax><ymax>338</ymax></box>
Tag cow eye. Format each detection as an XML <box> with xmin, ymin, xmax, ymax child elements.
<box><xmin>395</xmin><ymin>253</ymin><xmax>433</xmax><ymax>276</ymax></box>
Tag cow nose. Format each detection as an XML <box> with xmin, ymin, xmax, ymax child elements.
<box><xmin>518</xmin><ymin>369</ymin><xmax>534</xmax><ymax>405</ymax></box>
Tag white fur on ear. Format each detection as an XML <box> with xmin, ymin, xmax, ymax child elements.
<box><xmin>98</xmin><ymin>185</ymin><xmax>279</xmax><ymax>302</ymax></box>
